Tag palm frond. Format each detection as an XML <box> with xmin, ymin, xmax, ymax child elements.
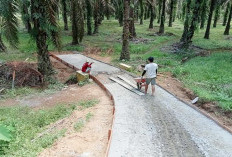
<box><xmin>0</xmin><ymin>0</ymin><xmax>19</xmax><ymax>49</ymax></box>
<box><xmin>45</xmin><ymin>0</ymin><xmax>62</xmax><ymax>50</ymax></box>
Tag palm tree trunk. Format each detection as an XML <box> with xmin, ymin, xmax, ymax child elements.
<box><xmin>129</xmin><ymin>0</ymin><xmax>136</xmax><ymax>38</ymax></box>
<box><xmin>139</xmin><ymin>0</ymin><xmax>144</xmax><ymax>24</ymax></box>
<box><xmin>0</xmin><ymin>34</ymin><xmax>6</xmax><ymax>52</ymax></box>
<box><xmin>149</xmin><ymin>4</ymin><xmax>154</xmax><ymax>29</ymax></box>
<box><xmin>213</xmin><ymin>4</ymin><xmax>220</xmax><ymax>28</ymax></box>
<box><xmin>169</xmin><ymin>0</ymin><xmax>174</xmax><ymax>27</ymax></box>
<box><xmin>93</xmin><ymin>1</ymin><xmax>100</xmax><ymax>34</ymax></box>
<box><xmin>71</xmin><ymin>0</ymin><xmax>79</xmax><ymax>44</ymax></box>
<box><xmin>86</xmin><ymin>0</ymin><xmax>92</xmax><ymax>35</ymax></box>
<box><xmin>204</xmin><ymin>0</ymin><xmax>216</xmax><ymax>39</ymax></box>
<box><xmin>200</xmin><ymin>0</ymin><xmax>207</xmax><ymax>29</ymax></box>
<box><xmin>223</xmin><ymin>3</ymin><xmax>230</xmax><ymax>26</ymax></box>
<box><xmin>182</xmin><ymin>2</ymin><xmax>186</xmax><ymax>20</ymax></box>
<box><xmin>121</xmin><ymin>0</ymin><xmax>130</xmax><ymax>60</ymax></box>
<box><xmin>61</xmin><ymin>0</ymin><xmax>68</xmax><ymax>30</ymax></box>
<box><xmin>157</xmin><ymin>0</ymin><xmax>162</xmax><ymax>23</ymax></box>
<box><xmin>22</xmin><ymin>3</ymin><xmax>32</xmax><ymax>33</ymax></box>
<box><xmin>180</xmin><ymin>0</ymin><xmax>201</xmax><ymax>48</ymax></box>
<box><xmin>32</xmin><ymin>0</ymin><xmax>53</xmax><ymax>76</ymax></box>
<box><xmin>187</xmin><ymin>0</ymin><xmax>201</xmax><ymax>42</ymax></box>
<box><xmin>119</xmin><ymin>11</ymin><xmax>123</xmax><ymax>27</ymax></box>
<box><xmin>172</xmin><ymin>0</ymin><xmax>177</xmax><ymax>22</ymax></box>
<box><xmin>145</xmin><ymin>6</ymin><xmax>150</xmax><ymax>19</ymax></box>
<box><xmin>105</xmin><ymin>0</ymin><xmax>110</xmax><ymax>20</ymax></box>
<box><xmin>180</xmin><ymin>0</ymin><xmax>191</xmax><ymax>43</ymax></box>
<box><xmin>159</xmin><ymin>0</ymin><xmax>166</xmax><ymax>34</ymax></box>
<box><xmin>224</xmin><ymin>3</ymin><xmax>232</xmax><ymax>35</ymax></box>
<box><xmin>36</xmin><ymin>30</ymin><xmax>53</xmax><ymax>76</ymax></box>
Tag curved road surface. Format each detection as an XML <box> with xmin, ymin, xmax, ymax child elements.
<box><xmin>57</xmin><ymin>54</ymin><xmax>232</xmax><ymax>157</ymax></box>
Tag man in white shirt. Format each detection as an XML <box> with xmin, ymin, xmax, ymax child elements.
<box><xmin>141</xmin><ymin>57</ymin><xmax>158</xmax><ymax>96</ymax></box>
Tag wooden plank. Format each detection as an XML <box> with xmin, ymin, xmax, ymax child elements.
<box><xmin>119</xmin><ymin>63</ymin><xmax>132</xmax><ymax>71</ymax></box>
<box><xmin>117</xmin><ymin>75</ymin><xmax>137</xmax><ymax>89</ymax></box>
<box><xmin>109</xmin><ymin>77</ymin><xmax>144</xmax><ymax>96</ymax></box>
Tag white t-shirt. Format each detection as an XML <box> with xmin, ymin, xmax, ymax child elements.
<box><xmin>144</xmin><ymin>63</ymin><xmax>158</xmax><ymax>78</ymax></box>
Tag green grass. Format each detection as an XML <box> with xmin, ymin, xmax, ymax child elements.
<box><xmin>74</xmin><ymin>119</ymin><xmax>84</xmax><ymax>131</ymax></box>
<box><xmin>74</xmin><ymin>112</ymin><xmax>94</xmax><ymax>132</ymax></box>
<box><xmin>0</xmin><ymin>104</ymin><xmax>76</xmax><ymax>156</ymax></box>
<box><xmin>1</xmin><ymin>80</ymin><xmax>64</xmax><ymax>100</ymax></box>
<box><xmin>77</xmin><ymin>99</ymin><xmax>99</xmax><ymax>109</ymax></box>
<box><xmin>86</xmin><ymin>112</ymin><xmax>94</xmax><ymax>122</ymax></box>
<box><xmin>173</xmin><ymin>52</ymin><xmax>232</xmax><ymax>110</ymax></box>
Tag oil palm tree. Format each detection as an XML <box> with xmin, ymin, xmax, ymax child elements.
<box><xmin>86</xmin><ymin>0</ymin><xmax>93</xmax><ymax>35</ymax></box>
<box><xmin>61</xmin><ymin>0</ymin><xmax>69</xmax><ymax>30</ymax></box>
<box><xmin>20</xmin><ymin>0</ymin><xmax>32</xmax><ymax>33</ymax></box>
<box><xmin>121</xmin><ymin>0</ymin><xmax>130</xmax><ymax>60</ymax></box>
<box><xmin>224</xmin><ymin>1</ymin><xmax>232</xmax><ymax>35</ymax></box>
<box><xmin>159</xmin><ymin>0</ymin><xmax>166</xmax><ymax>34</ymax></box>
<box><xmin>113</xmin><ymin>0</ymin><xmax>124</xmax><ymax>26</ymax></box>
<box><xmin>30</xmin><ymin>0</ymin><xmax>61</xmax><ymax>76</ymax></box>
<box><xmin>71</xmin><ymin>0</ymin><xmax>84</xmax><ymax>44</ymax></box>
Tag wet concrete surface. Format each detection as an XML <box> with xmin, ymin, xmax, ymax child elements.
<box><xmin>56</xmin><ymin>54</ymin><xmax>232</xmax><ymax>157</ymax></box>
<box><xmin>58</xmin><ymin>54</ymin><xmax>120</xmax><ymax>75</ymax></box>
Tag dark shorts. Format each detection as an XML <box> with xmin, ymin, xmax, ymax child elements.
<box><xmin>146</xmin><ymin>78</ymin><xmax>156</xmax><ymax>85</ymax></box>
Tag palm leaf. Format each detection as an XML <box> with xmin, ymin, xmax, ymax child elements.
<box><xmin>0</xmin><ymin>125</ymin><xmax>12</xmax><ymax>142</ymax></box>
<box><xmin>45</xmin><ymin>0</ymin><xmax>62</xmax><ymax>50</ymax></box>
<box><xmin>0</xmin><ymin>0</ymin><xmax>19</xmax><ymax>49</ymax></box>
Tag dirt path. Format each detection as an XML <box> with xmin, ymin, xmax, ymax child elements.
<box><xmin>38</xmin><ymin>84</ymin><xmax>113</xmax><ymax>157</ymax></box>
<box><xmin>0</xmin><ymin>83</ymin><xmax>113</xmax><ymax>156</ymax></box>
<box><xmin>56</xmin><ymin>54</ymin><xmax>232</xmax><ymax>157</ymax></box>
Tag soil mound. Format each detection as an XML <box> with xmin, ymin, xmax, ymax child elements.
<box><xmin>0</xmin><ymin>62</ymin><xmax>43</xmax><ymax>89</ymax></box>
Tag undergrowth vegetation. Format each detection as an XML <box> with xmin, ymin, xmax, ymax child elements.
<box><xmin>0</xmin><ymin>104</ymin><xmax>75</xmax><ymax>156</ymax></box>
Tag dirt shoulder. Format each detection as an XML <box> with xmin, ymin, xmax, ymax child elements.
<box><xmin>38</xmin><ymin>83</ymin><xmax>113</xmax><ymax>157</ymax></box>
<box><xmin>157</xmin><ymin>72</ymin><xmax>232</xmax><ymax>130</ymax></box>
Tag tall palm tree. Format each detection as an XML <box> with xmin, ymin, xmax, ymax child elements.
<box><xmin>61</xmin><ymin>0</ymin><xmax>69</xmax><ymax>30</ymax></box>
<box><xmin>200</xmin><ymin>0</ymin><xmax>208</xmax><ymax>29</ymax></box>
<box><xmin>169</xmin><ymin>0</ymin><xmax>177</xmax><ymax>27</ymax></box>
<box><xmin>148</xmin><ymin>0</ymin><xmax>155</xmax><ymax>29</ymax></box>
<box><xmin>159</xmin><ymin>0</ymin><xmax>166</xmax><ymax>34</ymax></box>
<box><xmin>223</xmin><ymin>2</ymin><xmax>230</xmax><ymax>26</ymax></box>
<box><xmin>180</xmin><ymin>0</ymin><xmax>202</xmax><ymax>48</ymax></box>
<box><xmin>121</xmin><ymin>0</ymin><xmax>130</xmax><ymax>60</ymax></box>
<box><xmin>71</xmin><ymin>0</ymin><xmax>84</xmax><ymax>44</ymax></box>
<box><xmin>113</xmin><ymin>0</ymin><xmax>124</xmax><ymax>26</ymax></box>
<box><xmin>31</xmin><ymin>0</ymin><xmax>61</xmax><ymax>76</ymax></box>
<box><xmin>129</xmin><ymin>0</ymin><xmax>136</xmax><ymax>38</ymax></box>
<box><xmin>93</xmin><ymin>0</ymin><xmax>101</xmax><ymax>34</ymax></box>
<box><xmin>213</xmin><ymin>2</ymin><xmax>221</xmax><ymax>27</ymax></box>
<box><xmin>20</xmin><ymin>0</ymin><xmax>32</xmax><ymax>33</ymax></box>
<box><xmin>204</xmin><ymin>0</ymin><xmax>216</xmax><ymax>39</ymax></box>
<box><xmin>157</xmin><ymin>0</ymin><xmax>162</xmax><ymax>23</ymax></box>
<box><xmin>86</xmin><ymin>0</ymin><xmax>93</xmax><ymax>35</ymax></box>
<box><xmin>139</xmin><ymin>0</ymin><xmax>144</xmax><ymax>24</ymax></box>
<box><xmin>224</xmin><ymin>2</ymin><xmax>232</xmax><ymax>35</ymax></box>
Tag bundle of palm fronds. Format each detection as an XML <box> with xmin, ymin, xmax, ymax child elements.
<box><xmin>0</xmin><ymin>62</ymin><xmax>44</xmax><ymax>88</ymax></box>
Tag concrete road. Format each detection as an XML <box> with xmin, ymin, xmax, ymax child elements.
<box><xmin>57</xmin><ymin>54</ymin><xmax>232</xmax><ymax>157</ymax></box>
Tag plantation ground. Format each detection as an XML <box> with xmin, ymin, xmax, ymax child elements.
<box><xmin>1</xmin><ymin>19</ymin><xmax>231</xmax><ymax>110</ymax></box>
<box><xmin>0</xmin><ymin>18</ymin><xmax>232</xmax><ymax>156</ymax></box>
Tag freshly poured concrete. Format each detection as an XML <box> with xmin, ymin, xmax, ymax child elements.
<box><xmin>58</xmin><ymin>54</ymin><xmax>120</xmax><ymax>75</ymax></box>
<box><xmin>57</xmin><ymin>54</ymin><xmax>232</xmax><ymax>157</ymax></box>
